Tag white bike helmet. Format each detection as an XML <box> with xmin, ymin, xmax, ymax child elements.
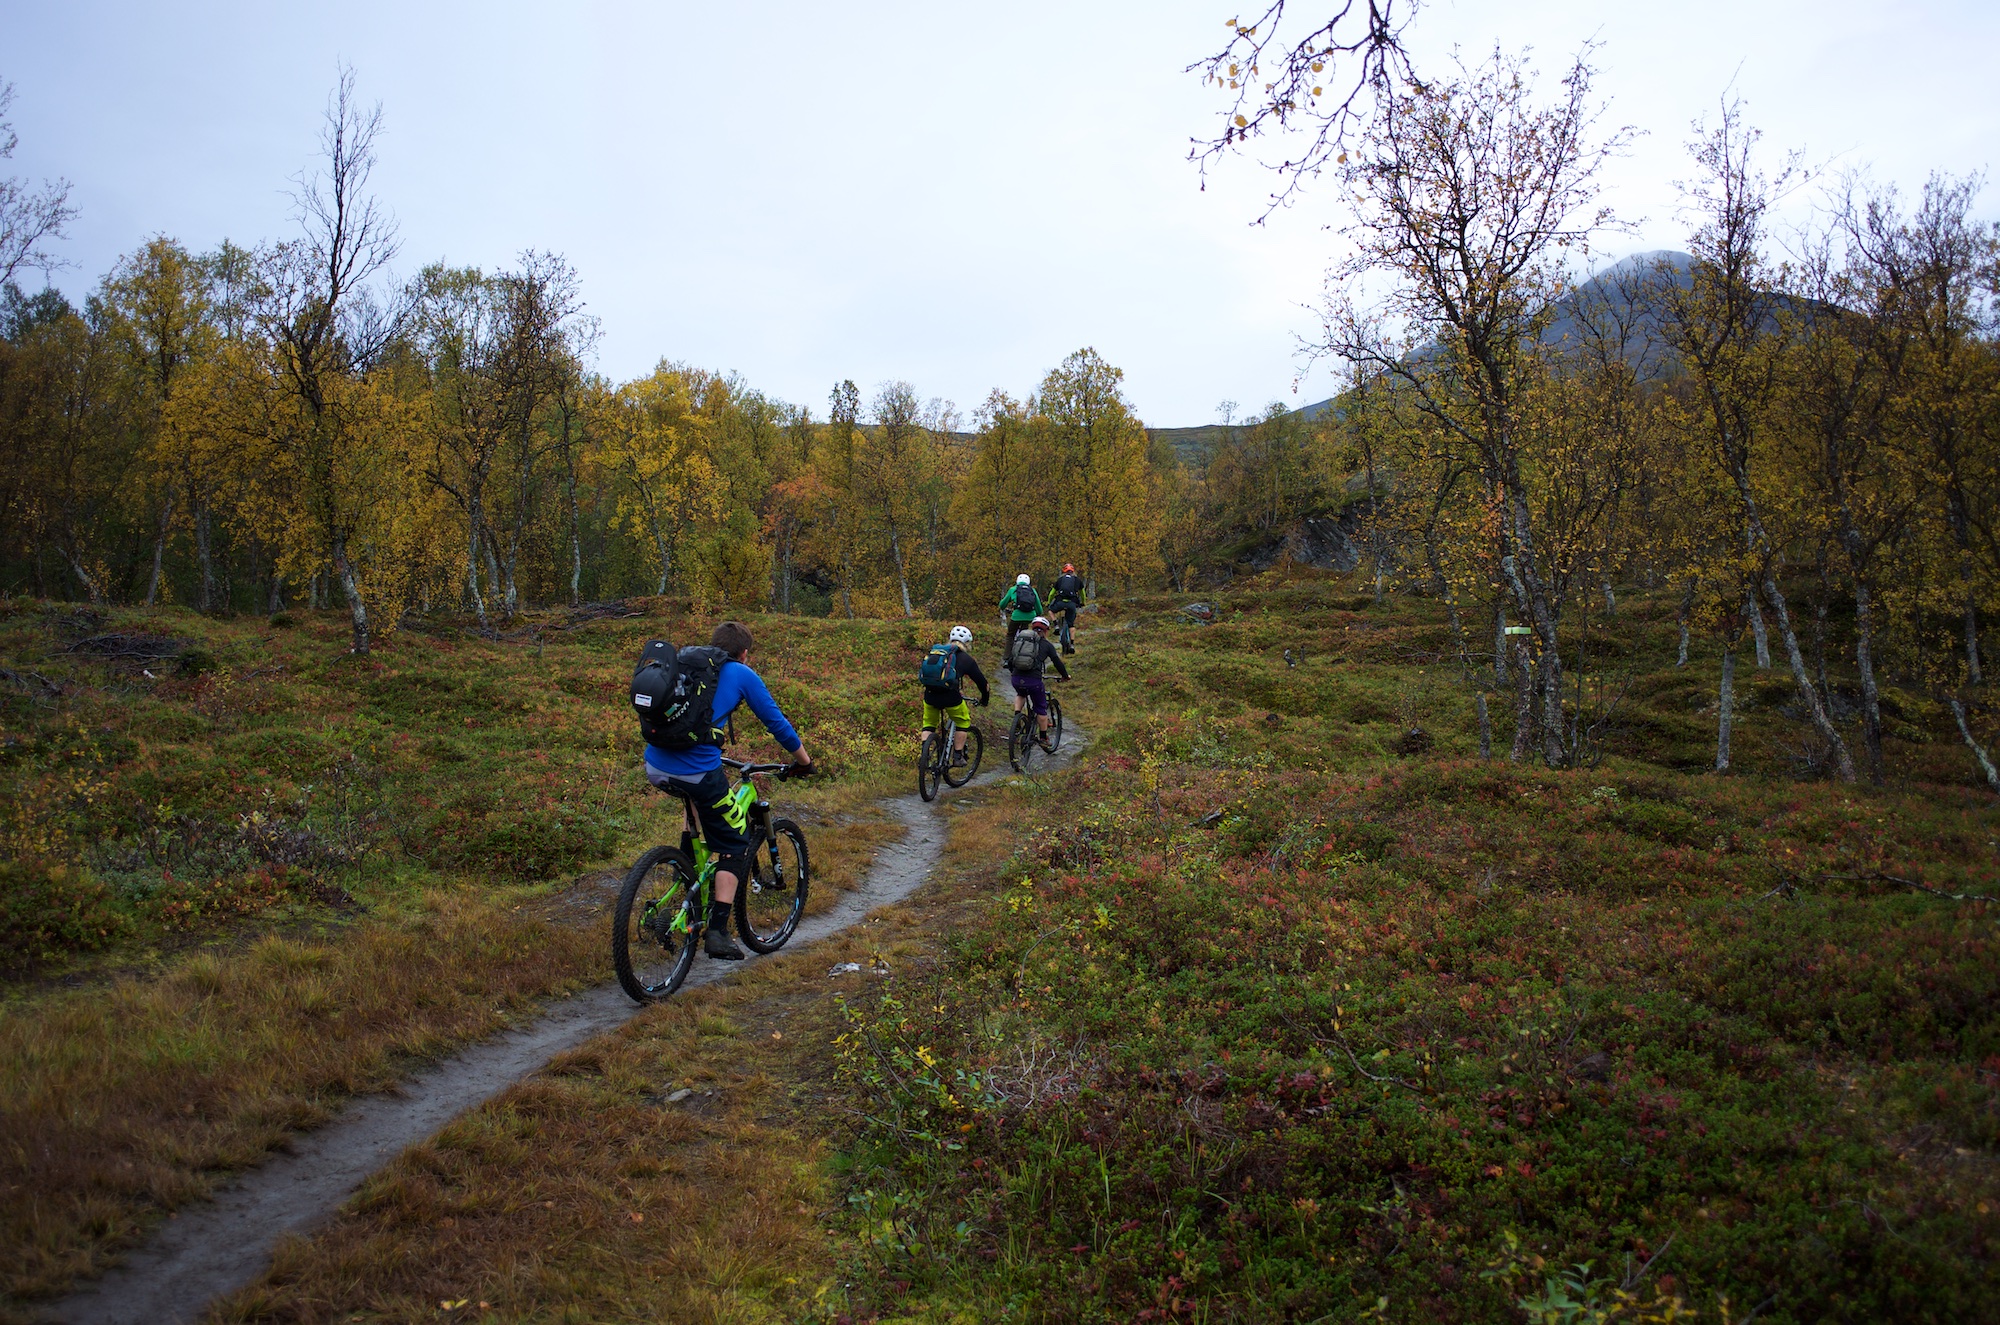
<box><xmin>949</xmin><ymin>625</ymin><xmax>972</xmax><ymax>645</ymax></box>
<box><xmin>1016</xmin><ymin>572</ymin><xmax>1031</xmax><ymax>585</ymax></box>
<box><xmin>1031</xmin><ymin>616</ymin><xmax>1051</xmax><ymax>631</ymax></box>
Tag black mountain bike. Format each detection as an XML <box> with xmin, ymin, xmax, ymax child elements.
<box><xmin>918</xmin><ymin>702</ymin><xmax>986</xmax><ymax>802</ymax></box>
<box><xmin>1007</xmin><ymin>683</ymin><xmax>1064</xmax><ymax>773</ymax></box>
<box><xmin>612</xmin><ymin>757</ymin><xmax>810</xmax><ymax>1003</ymax></box>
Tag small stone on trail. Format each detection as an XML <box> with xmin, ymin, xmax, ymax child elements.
<box><xmin>666</xmin><ymin>1088</ymin><xmax>692</xmax><ymax>1103</ymax></box>
<box><xmin>830</xmin><ymin>962</ymin><xmax>862</xmax><ymax>975</ymax></box>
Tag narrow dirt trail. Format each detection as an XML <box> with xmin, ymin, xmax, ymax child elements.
<box><xmin>49</xmin><ymin>713</ymin><xmax>1086</xmax><ymax>1325</ymax></box>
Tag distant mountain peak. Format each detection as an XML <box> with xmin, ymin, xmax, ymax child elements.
<box><xmin>1593</xmin><ymin>249</ymin><xmax>1695</xmax><ymax>279</ymax></box>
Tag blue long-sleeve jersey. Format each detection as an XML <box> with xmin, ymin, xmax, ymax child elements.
<box><xmin>642</xmin><ymin>659</ymin><xmax>801</xmax><ymax>778</ymax></box>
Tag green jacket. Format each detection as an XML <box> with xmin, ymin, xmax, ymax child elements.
<box><xmin>1000</xmin><ymin>584</ymin><xmax>1041</xmax><ymax>621</ymax></box>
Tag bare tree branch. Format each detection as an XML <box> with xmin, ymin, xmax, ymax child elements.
<box><xmin>1186</xmin><ymin>0</ymin><xmax>1418</xmax><ymax>218</ymax></box>
<box><xmin>0</xmin><ymin>77</ymin><xmax>78</xmax><ymax>286</ymax></box>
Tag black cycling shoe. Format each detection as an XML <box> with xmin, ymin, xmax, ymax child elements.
<box><xmin>704</xmin><ymin>927</ymin><xmax>745</xmax><ymax>960</ymax></box>
<box><xmin>952</xmin><ymin>749</ymin><xmax>969</xmax><ymax>766</ymax></box>
<box><xmin>1061</xmin><ymin>645</ymin><xmax>1075</xmax><ymax>655</ymax></box>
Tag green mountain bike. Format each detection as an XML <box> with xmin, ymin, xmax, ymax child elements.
<box><xmin>613</xmin><ymin>757</ymin><xmax>810</xmax><ymax>1003</ymax></box>
<box><xmin>917</xmin><ymin>703</ymin><xmax>986</xmax><ymax>802</ymax></box>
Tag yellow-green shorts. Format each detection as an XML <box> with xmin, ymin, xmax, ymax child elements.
<box><xmin>922</xmin><ymin>697</ymin><xmax>972</xmax><ymax>728</ymax></box>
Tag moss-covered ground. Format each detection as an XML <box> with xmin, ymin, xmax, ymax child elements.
<box><xmin>0</xmin><ymin>597</ymin><xmax>926</xmax><ymax>1312</ymax></box>
<box><xmin>9</xmin><ymin>581</ymin><xmax>1998</xmax><ymax>1323</ymax></box>
<box><xmin>821</xmin><ymin>581</ymin><xmax>1999</xmax><ymax>1322</ymax></box>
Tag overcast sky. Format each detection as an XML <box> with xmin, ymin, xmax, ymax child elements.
<box><xmin>7</xmin><ymin>0</ymin><xmax>1996</xmax><ymax>425</ymax></box>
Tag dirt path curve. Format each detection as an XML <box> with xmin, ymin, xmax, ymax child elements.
<box><xmin>49</xmin><ymin>712</ymin><xmax>1087</xmax><ymax>1325</ymax></box>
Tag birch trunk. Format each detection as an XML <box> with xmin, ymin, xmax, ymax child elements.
<box><xmin>464</xmin><ymin>497</ymin><xmax>488</xmax><ymax>627</ymax></box>
<box><xmin>1854</xmin><ymin>577</ymin><xmax>1884</xmax><ymax>784</ymax></box>
<box><xmin>333</xmin><ymin>535</ymin><xmax>370</xmax><ymax>655</ymax></box>
<box><xmin>1948</xmin><ymin>697</ymin><xmax>1999</xmax><ymax>793</ymax></box>
<box><xmin>146</xmin><ymin>489</ymin><xmax>175</xmax><ymax>606</ymax></box>
<box><xmin>651</xmin><ymin>523</ymin><xmax>672</xmax><ymax>596</ymax></box>
<box><xmin>889</xmin><ymin>528</ymin><xmax>913</xmax><ymax>617</ymax></box>
<box><xmin>481</xmin><ymin>535</ymin><xmax>503</xmax><ymax>621</ymax></box>
<box><xmin>65</xmin><ymin>549</ymin><xmax>105</xmax><ymax>604</ymax></box>
<box><xmin>1760</xmin><ymin>570</ymin><xmax>1857</xmax><ymax>781</ymax></box>
<box><xmin>195</xmin><ymin>501</ymin><xmax>217</xmax><ymax>613</ymax></box>
<box><xmin>1747</xmin><ymin>594</ymin><xmax>1771</xmax><ymax>668</ymax></box>
<box><xmin>1716</xmin><ymin>645</ymin><xmax>1736</xmax><ymax>772</ymax></box>
<box><xmin>503</xmin><ymin>516</ymin><xmax>523</xmax><ymax>617</ymax></box>
<box><xmin>565</xmin><ymin>457</ymin><xmax>583</xmax><ymax>608</ymax></box>
<box><xmin>1509</xmin><ymin>639</ymin><xmax>1535</xmax><ymax>763</ymax></box>
<box><xmin>1965</xmin><ymin>597</ymin><xmax>1984</xmax><ymax>686</ymax></box>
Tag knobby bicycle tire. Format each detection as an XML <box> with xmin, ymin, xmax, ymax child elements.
<box><xmin>1008</xmin><ymin>711</ymin><xmax>1043</xmax><ymax>773</ymax></box>
<box><xmin>737</xmin><ymin>818</ymin><xmax>810</xmax><ymax>953</ymax></box>
<box><xmin>613</xmin><ymin>845</ymin><xmax>699</xmax><ymax>1002</ymax></box>
<box><xmin>918</xmin><ymin>733</ymin><xmax>943</xmax><ymax>802</ymax></box>
<box><xmin>1046</xmin><ymin>694</ymin><xmax>1065</xmax><ymax>752</ymax></box>
<box><xmin>943</xmin><ymin>724</ymin><xmax>984</xmax><ymax>787</ymax></box>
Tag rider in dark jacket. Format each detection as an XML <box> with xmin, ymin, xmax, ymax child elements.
<box><xmin>1050</xmin><ymin>563</ymin><xmax>1085</xmax><ymax>654</ymax></box>
<box><xmin>1007</xmin><ymin>616</ymin><xmax>1070</xmax><ymax>737</ymax></box>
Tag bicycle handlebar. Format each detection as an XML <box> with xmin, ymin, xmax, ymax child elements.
<box><xmin>719</xmin><ymin>756</ymin><xmax>796</xmax><ymax>776</ymax></box>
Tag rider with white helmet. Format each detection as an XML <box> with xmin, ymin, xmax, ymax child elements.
<box><xmin>1000</xmin><ymin>572</ymin><xmax>1041</xmax><ymax>653</ymax></box>
<box><xmin>918</xmin><ymin>624</ymin><xmax>990</xmax><ymax>766</ymax></box>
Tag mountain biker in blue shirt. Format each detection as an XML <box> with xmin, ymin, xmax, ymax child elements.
<box><xmin>642</xmin><ymin>620</ymin><xmax>813</xmax><ymax>960</ymax></box>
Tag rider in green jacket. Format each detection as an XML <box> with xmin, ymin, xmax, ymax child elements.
<box><xmin>1000</xmin><ymin>573</ymin><xmax>1041</xmax><ymax>653</ymax></box>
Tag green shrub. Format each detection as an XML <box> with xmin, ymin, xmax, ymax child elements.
<box><xmin>0</xmin><ymin>860</ymin><xmax>125</xmax><ymax>965</ymax></box>
<box><xmin>400</xmin><ymin>795</ymin><xmax>619</xmax><ymax>882</ymax></box>
<box><xmin>216</xmin><ymin>728</ymin><xmax>343</xmax><ymax>774</ymax></box>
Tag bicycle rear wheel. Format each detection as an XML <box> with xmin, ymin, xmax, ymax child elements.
<box><xmin>943</xmin><ymin>724</ymin><xmax>984</xmax><ymax>787</ymax></box>
<box><xmin>917</xmin><ymin>733</ymin><xmax>943</xmax><ymax>802</ymax></box>
<box><xmin>738</xmin><ymin>818</ymin><xmax>810</xmax><ymax>953</ymax></box>
<box><xmin>1008</xmin><ymin>711</ymin><xmax>1042</xmax><ymax>773</ymax></box>
<box><xmin>613</xmin><ymin>846</ymin><xmax>699</xmax><ymax>1002</ymax></box>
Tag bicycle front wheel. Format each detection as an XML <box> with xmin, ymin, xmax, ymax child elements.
<box><xmin>613</xmin><ymin>845</ymin><xmax>699</xmax><ymax>1003</ymax></box>
<box><xmin>944</xmin><ymin>724</ymin><xmax>984</xmax><ymax>787</ymax></box>
<box><xmin>918</xmin><ymin>733</ymin><xmax>943</xmax><ymax>802</ymax></box>
<box><xmin>1045</xmin><ymin>694</ymin><xmax>1065</xmax><ymax>752</ymax></box>
<box><xmin>738</xmin><ymin>818</ymin><xmax>810</xmax><ymax>953</ymax></box>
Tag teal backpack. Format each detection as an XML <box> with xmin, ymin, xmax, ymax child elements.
<box><xmin>919</xmin><ymin>643</ymin><xmax>960</xmax><ymax>688</ymax></box>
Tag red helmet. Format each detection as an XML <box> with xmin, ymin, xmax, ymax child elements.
<box><xmin>1062</xmin><ymin>563</ymin><xmax>1074</xmax><ymax>573</ymax></box>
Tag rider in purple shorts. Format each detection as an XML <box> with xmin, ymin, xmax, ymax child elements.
<box><xmin>1005</xmin><ymin>615</ymin><xmax>1069</xmax><ymax>740</ymax></box>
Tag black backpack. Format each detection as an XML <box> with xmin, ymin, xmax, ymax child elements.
<box><xmin>631</xmin><ymin>641</ymin><xmax>729</xmax><ymax>750</ymax></box>
<box><xmin>1007</xmin><ymin>629</ymin><xmax>1042</xmax><ymax>674</ymax></box>
<box><xmin>1011</xmin><ymin>585</ymin><xmax>1039</xmax><ymax>615</ymax></box>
